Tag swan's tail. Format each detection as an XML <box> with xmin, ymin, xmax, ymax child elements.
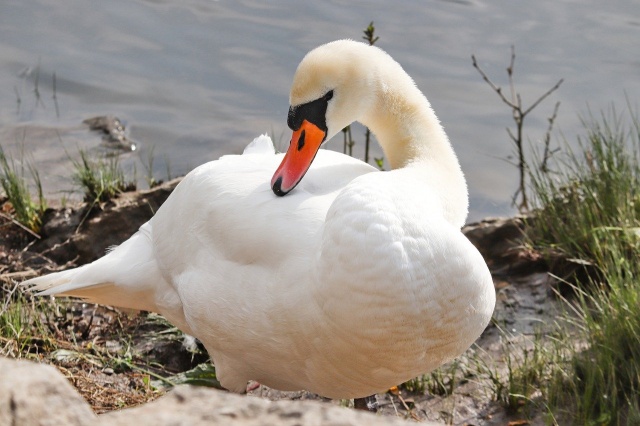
<box><xmin>22</xmin><ymin>223</ymin><xmax>165</xmax><ymax>313</ymax></box>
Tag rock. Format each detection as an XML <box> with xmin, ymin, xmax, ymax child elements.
<box><xmin>0</xmin><ymin>357</ymin><xmax>443</xmax><ymax>426</ymax></box>
<box><xmin>83</xmin><ymin>116</ymin><xmax>137</xmax><ymax>151</ymax></box>
<box><xmin>463</xmin><ymin>216</ymin><xmax>598</xmax><ymax>287</ymax></box>
<box><xmin>101</xmin><ymin>385</ymin><xmax>439</xmax><ymax>426</ymax></box>
<box><xmin>463</xmin><ymin>216</ymin><xmax>546</xmax><ymax>276</ymax></box>
<box><xmin>0</xmin><ymin>356</ymin><xmax>97</xmax><ymax>426</ymax></box>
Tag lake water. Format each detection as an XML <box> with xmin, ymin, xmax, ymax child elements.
<box><xmin>1</xmin><ymin>0</ymin><xmax>639</xmax><ymax>221</ymax></box>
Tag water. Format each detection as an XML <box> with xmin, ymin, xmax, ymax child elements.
<box><xmin>1</xmin><ymin>0</ymin><xmax>639</xmax><ymax>221</ymax></box>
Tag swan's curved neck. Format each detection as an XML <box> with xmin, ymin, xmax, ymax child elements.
<box><xmin>359</xmin><ymin>76</ymin><xmax>469</xmax><ymax>227</ymax></box>
<box><xmin>360</xmin><ymin>82</ymin><xmax>449</xmax><ymax>169</ymax></box>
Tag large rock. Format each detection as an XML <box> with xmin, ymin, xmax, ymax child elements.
<box><xmin>463</xmin><ymin>216</ymin><xmax>545</xmax><ymax>275</ymax></box>
<box><xmin>463</xmin><ymin>216</ymin><xmax>596</xmax><ymax>284</ymax></box>
<box><xmin>0</xmin><ymin>357</ymin><xmax>442</xmax><ymax>425</ymax></box>
<box><xmin>0</xmin><ymin>357</ymin><xmax>97</xmax><ymax>426</ymax></box>
<box><xmin>102</xmin><ymin>386</ymin><xmax>428</xmax><ymax>426</ymax></box>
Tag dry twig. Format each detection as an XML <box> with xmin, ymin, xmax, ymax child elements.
<box><xmin>472</xmin><ymin>46</ymin><xmax>563</xmax><ymax>211</ymax></box>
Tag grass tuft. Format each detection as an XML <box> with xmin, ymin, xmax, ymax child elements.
<box><xmin>402</xmin><ymin>359</ymin><xmax>462</xmax><ymax>397</ymax></box>
<box><xmin>0</xmin><ymin>146</ymin><xmax>46</xmax><ymax>234</ymax></box>
<box><xmin>72</xmin><ymin>150</ymin><xmax>135</xmax><ymax>204</ymax></box>
<box><xmin>529</xmin><ymin>108</ymin><xmax>640</xmax><ymax>268</ymax></box>
<box><xmin>0</xmin><ymin>282</ymin><xmax>59</xmax><ymax>358</ymax></box>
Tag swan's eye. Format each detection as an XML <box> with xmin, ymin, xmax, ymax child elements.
<box><xmin>288</xmin><ymin>90</ymin><xmax>334</xmax><ymax>132</ymax></box>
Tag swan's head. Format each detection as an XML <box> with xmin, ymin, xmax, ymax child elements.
<box><xmin>271</xmin><ymin>40</ymin><xmax>380</xmax><ymax>196</ymax></box>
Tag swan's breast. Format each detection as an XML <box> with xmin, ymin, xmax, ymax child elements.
<box><xmin>306</xmin><ymin>172</ymin><xmax>494</xmax><ymax>397</ymax></box>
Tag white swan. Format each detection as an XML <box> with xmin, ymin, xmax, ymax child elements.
<box><xmin>24</xmin><ymin>40</ymin><xmax>495</xmax><ymax>400</ymax></box>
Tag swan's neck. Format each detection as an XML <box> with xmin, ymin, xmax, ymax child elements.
<box><xmin>360</xmin><ymin>80</ymin><xmax>469</xmax><ymax>227</ymax></box>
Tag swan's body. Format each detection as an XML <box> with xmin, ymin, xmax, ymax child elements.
<box><xmin>24</xmin><ymin>40</ymin><xmax>495</xmax><ymax>399</ymax></box>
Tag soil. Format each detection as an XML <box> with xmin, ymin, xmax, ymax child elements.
<box><xmin>0</xmin><ymin>188</ymin><xmax>566</xmax><ymax>425</ymax></box>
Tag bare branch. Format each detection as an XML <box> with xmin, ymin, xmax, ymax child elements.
<box><xmin>523</xmin><ymin>78</ymin><xmax>564</xmax><ymax>117</ymax></box>
<box><xmin>472</xmin><ymin>45</ymin><xmax>563</xmax><ymax>212</ymax></box>
<box><xmin>503</xmin><ymin>157</ymin><xmax>520</xmax><ymax>168</ymax></box>
<box><xmin>540</xmin><ymin>101</ymin><xmax>561</xmax><ymax>172</ymax></box>
<box><xmin>471</xmin><ymin>54</ymin><xmax>517</xmax><ymax>109</ymax></box>
<box><xmin>511</xmin><ymin>186</ymin><xmax>522</xmax><ymax>208</ymax></box>
<box><xmin>0</xmin><ymin>212</ymin><xmax>41</xmax><ymax>239</ymax></box>
<box><xmin>507</xmin><ymin>45</ymin><xmax>516</xmax><ymax>105</ymax></box>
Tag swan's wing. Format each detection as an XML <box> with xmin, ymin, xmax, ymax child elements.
<box><xmin>147</xmin><ymin>145</ymin><xmax>374</xmax><ymax>323</ymax></box>
<box><xmin>151</xmin><ymin>147</ymin><xmax>375</xmax><ymax>275</ymax></box>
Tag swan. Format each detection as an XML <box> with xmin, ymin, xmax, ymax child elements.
<box><xmin>23</xmin><ymin>40</ymin><xmax>495</xmax><ymax>401</ymax></box>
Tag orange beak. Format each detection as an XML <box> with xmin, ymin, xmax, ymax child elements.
<box><xmin>271</xmin><ymin>119</ymin><xmax>326</xmax><ymax>196</ymax></box>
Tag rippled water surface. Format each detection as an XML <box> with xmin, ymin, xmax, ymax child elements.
<box><xmin>1</xmin><ymin>0</ymin><xmax>639</xmax><ymax>220</ymax></box>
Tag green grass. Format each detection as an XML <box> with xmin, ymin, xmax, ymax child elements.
<box><xmin>0</xmin><ymin>282</ymin><xmax>59</xmax><ymax>358</ymax></box>
<box><xmin>141</xmin><ymin>147</ymin><xmax>172</xmax><ymax>189</ymax></box>
<box><xmin>529</xmin><ymin>108</ymin><xmax>640</xmax><ymax>268</ymax></box>
<box><xmin>472</xmin><ymin>326</ymin><xmax>568</xmax><ymax>421</ymax></box>
<box><xmin>528</xmin><ymin>107</ymin><xmax>640</xmax><ymax>424</ymax></box>
<box><xmin>402</xmin><ymin>358</ymin><xmax>463</xmax><ymax>397</ymax></box>
<box><xmin>141</xmin><ymin>145</ymin><xmax>162</xmax><ymax>188</ymax></box>
<box><xmin>72</xmin><ymin>150</ymin><xmax>134</xmax><ymax>204</ymax></box>
<box><xmin>560</xmin><ymin>275</ymin><xmax>640</xmax><ymax>425</ymax></box>
<box><xmin>0</xmin><ymin>146</ymin><xmax>46</xmax><ymax>234</ymax></box>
